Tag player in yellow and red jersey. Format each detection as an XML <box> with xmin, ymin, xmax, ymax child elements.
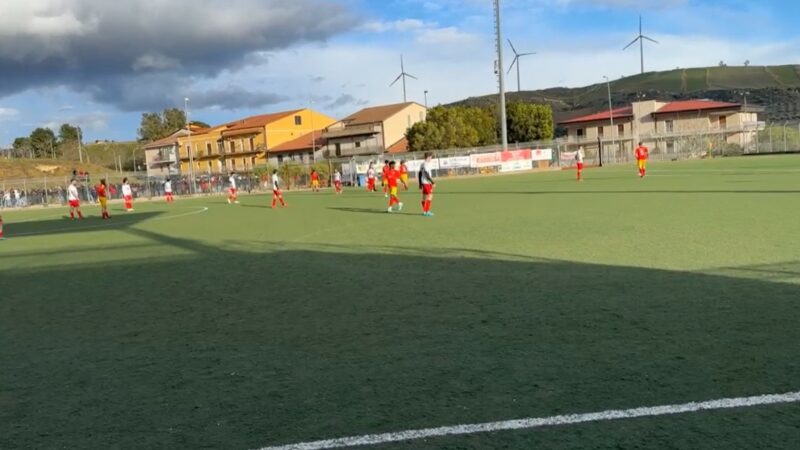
<box><xmin>385</xmin><ymin>161</ymin><xmax>403</xmax><ymax>213</ymax></box>
<box><xmin>381</xmin><ymin>160</ymin><xmax>390</xmax><ymax>197</ymax></box>
<box><xmin>635</xmin><ymin>142</ymin><xmax>649</xmax><ymax>178</ymax></box>
<box><xmin>310</xmin><ymin>169</ymin><xmax>321</xmax><ymax>192</ymax></box>
<box><xmin>96</xmin><ymin>179</ymin><xmax>110</xmax><ymax>219</ymax></box>
<box><xmin>399</xmin><ymin>160</ymin><xmax>409</xmax><ymax>190</ymax></box>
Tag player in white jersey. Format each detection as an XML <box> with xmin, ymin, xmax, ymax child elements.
<box><xmin>122</xmin><ymin>177</ymin><xmax>134</xmax><ymax>211</ymax></box>
<box><xmin>271</xmin><ymin>170</ymin><xmax>287</xmax><ymax>208</ymax></box>
<box><xmin>333</xmin><ymin>170</ymin><xmax>343</xmax><ymax>194</ymax></box>
<box><xmin>419</xmin><ymin>152</ymin><xmax>436</xmax><ymax>217</ymax></box>
<box><xmin>164</xmin><ymin>179</ymin><xmax>174</xmax><ymax>203</ymax></box>
<box><xmin>366</xmin><ymin>164</ymin><xmax>377</xmax><ymax>192</ymax></box>
<box><xmin>67</xmin><ymin>179</ymin><xmax>84</xmax><ymax>220</ymax></box>
<box><xmin>575</xmin><ymin>146</ymin><xmax>585</xmax><ymax>182</ymax></box>
<box><xmin>228</xmin><ymin>172</ymin><xmax>239</xmax><ymax>204</ymax></box>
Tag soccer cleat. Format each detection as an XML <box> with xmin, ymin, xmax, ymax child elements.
<box><xmin>398</xmin><ymin>202</ymin><xmax>404</xmax><ymax>211</ymax></box>
<box><xmin>235</xmin><ymin>201</ymin><xmax>240</xmax><ymax>204</ymax></box>
<box><xmin>387</xmin><ymin>207</ymin><xmax>393</xmax><ymax>213</ymax></box>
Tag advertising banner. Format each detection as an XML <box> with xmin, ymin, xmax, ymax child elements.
<box><xmin>438</xmin><ymin>156</ymin><xmax>471</xmax><ymax>169</ymax></box>
<box><xmin>500</xmin><ymin>149</ymin><xmax>532</xmax><ymax>162</ymax></box>
<box><xmin>500</xmin><ymin>160</ymin><xmax>534</xmax><ymax>172</ymax></box>
<box><xmin>531</xmin><ymin>148</ymin><xmax>554</xmax><ymax>161</ymax></box>
<box><xmin>470</xmin><ymin>152</ymin><xmax>502</xmax><ymax>168</ymax></box>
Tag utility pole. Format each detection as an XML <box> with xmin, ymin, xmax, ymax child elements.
<box><xmin>604</xmin><ymin>76</ymin><xmax>615</xmax><ymax>166</ymax></box>
<box><xmin>78</xmin><ymin>127</ymin><xmax>83</xmax><ymax>163</ymax></box>
<box><xmin>185</xmin><ymin>98</ymin><xmax>195</xmax><ymax>194</ymax></box>
<box><xmin>424</xmin><ymin>90</ymin><xmax>429</xmax><ymax>108</ymax></box>
<box><xmin>494</xmin><ymin>0</ymin><xmax>508</xmax><ymax>151</ymax></box>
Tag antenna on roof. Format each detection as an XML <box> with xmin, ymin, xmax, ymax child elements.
<box><xmin>623</xmin><ymin>15</ymin><xmax>659</xmax><ymax>74</ymax></box>
<box><xmin>507</xmin><ymin>39</ymin><xmax>535</xmax><ymax>92</ymax></box>
<box><xmin>389</xmin><ymin>54</ymin><xmax>417</xmax><ymax>103</ymax></box>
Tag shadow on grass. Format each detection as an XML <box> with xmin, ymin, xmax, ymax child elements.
<box><xmin>2</xmin><ymin>211</ymin><xmax>163</xmax><ymax>238</ymax></box>
<box><xmin>1</xmin><ymin>231</ymin><xmax>799</xmax><ymax>449</ymax></box>
<box><xmin>439</xmin><ymin>190</ymin><xmax>800</xmax><ymax>195</ymax></box>
<box><xmin>329</xmin><ymin>206</ymin><xmax>418</xmax><ymax>216</ymax></box>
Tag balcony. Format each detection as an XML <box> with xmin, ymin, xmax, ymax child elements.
<box><xmin>323</xmin><ymin>123</ymin><xmax>381</xmax><ymax>139</ymax></box>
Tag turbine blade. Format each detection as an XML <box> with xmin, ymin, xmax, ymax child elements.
<box><xmin>507</xmin><ymin>57</ymin><xmax>518</xmax><ymax>74</ymax></box>
<box><xmin>642</xmin><ymin>36</ymin><xmax>659</xmax><ymax>44</ymax></box>
<box><xmin>623</xmin><ymin>37</ymin><xmax>639</xmax><ymax>50</ymax></box>
<box><xmin>507</xmin><ymin>38</ymin><xmax>518</xmax><ymax>55</ymax></box>
<box><xmin>389</xmin><ymin>74</ymin><xmax>403</xmax><ymax>87</ymax></box>
<box><xmin>520</xmin><ymin>52</ymin><xmax>536</xmax><ymax>57</ymax></box>
<box><xmin>406</xmin><ymin>73</ymin><xmax>418</xmax><ymax>80</ymax></box>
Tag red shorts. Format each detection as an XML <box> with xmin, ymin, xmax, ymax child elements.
<box><xmin>230</xmin><ymin>188</ymin><xmax>237</xmax><ymax>195</ymax></box>
<box><xmin>577</xmin><ymin>162</ymin><xmax>584</xmax><ymax>170</ymax></box>
<box><xmin>124</xmin><ymin>195</ymin><xmax>132</xmax><ymax>202</ymax></box>
<box><xmin>69</xmin><ymin>199</ymin><xmax>80</xmax><ymax>208</ymax></box>
<box><xmin>422</xmin><ymin>184</ymin><xmax>433</xmax><ymax>195</ymax></box>
<box><xmin>273</xmin><ymin>189</ymin><xmax>282</xmax><ymax>196</ymax></box>
<box><xmin>335</xmin><ymin>181</ymin><xmax>342</xmax><ymax>189</ymax></box>
<box><xmin>165</xmin><ymin>192</ymin><xmax>173</xmax><ymax>196</ymax></box>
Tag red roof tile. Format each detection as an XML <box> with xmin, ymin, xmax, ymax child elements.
<box><xmin>224</xmin><ymin>110</ymin><xmax>303</xmax><ymax>132</ymax></box>
<box><xmin>342</xmin><ymin>102</ymin><xmax>423</xmax><ymax>125</ymax></box>
<box><xmin>387</xmin><ymin>137</ymin><xmax>409</xmax><ymax>154</ymax></box>
<box><xmin>559</xmin><ymin>106</ymin><xmax>633</xmax><ymax>125</ymax></box>
<box><xmin>270</xmin><ymin>130</ymin><xmax>327</xmax><ymax>153</ymax></box>
<box><xmin>655</xmin><ymin>100</ymin><xmax>740</xmax><ymax>114</ymax></box>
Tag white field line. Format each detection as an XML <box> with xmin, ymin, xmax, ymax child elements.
<box><xmin>8</xmin><ymin>207</ymin><xmax>209</xmax><ymax>237</ymax></box>
<box><xmin>256</xmin><ymin>391</ymin><xmax>800</xmax><ymax>450</ymax></box>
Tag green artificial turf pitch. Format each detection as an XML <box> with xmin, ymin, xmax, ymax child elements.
<box><xmin>2</xmin><ymin>155</ymin><xmax>800</xmax><ymax>449</ymax></box>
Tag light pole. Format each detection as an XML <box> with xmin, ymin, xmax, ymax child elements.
<box><xmin>77</xmin><ymin>127</ymin><xmax>83</xmax><ymax>163</ymax></box>
<box><xmin>310</xmin><ymin>100</ymin><xmax>317</xmax><ymax>164</ymax></box>
<box><xmin>493</xmin><ymin>0</ymin><xmax>508</xmax><ymax>151</ymax></box>
<box><xmin>603</xmin><ymin>76</ymin><xmax>615</xmax><ymax>166</ymax></box>
<box><xmin>424</xmin><ymin>90</ymin><xmax>429</xmax><ymax>108</ymax></box>
<box><xmin>185</xmin><ymin>97</ymin><xmax>195</xmax><ymax>194</ymax></box>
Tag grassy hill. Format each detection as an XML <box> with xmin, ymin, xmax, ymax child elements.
<box><xmin>0</xmin><ymin>158</ymin><xmax>118</xmax><ymax>182</ymax></box>
<box><xmin>59</xmin><ymin>141</ymin><xmax>142</xmax><ymax>170</ymax></box>
<box><xmin>452</xmin><ymin>65</ymin><xmax>800</xmax><ymax>123</ymax></box>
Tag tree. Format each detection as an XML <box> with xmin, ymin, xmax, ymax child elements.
<box><xmin>29</xmin><ymin>127</ymin><xmax>57</xmax><ymax>158</ymax></box>
<box><xmin>137</xmin><ymin>108</ymin><xmax>188</xmax><ymax>142</ymax></box>
<box><xmin>744</xmin><ymin>60</ymin><xmax>751</xmax><ymax>67</ymax></box>
<box><xmin>12</xmin><ymin>137</ymin><xmax>32</xmax><ymax>158</ymax></box>
<box><xmin>406</xmin><ymin>105</ymin><xmax>496</xmax><ymax>152</ymax></box>
<box><xmin>58</xmin><ymin>123</ymin><xmax>80</xmax><ymax>143</ymax></box>
<box><xmin>506</xmin><ymin>102</ymin><xmax>554</xmax><ymax>143</ymax></box>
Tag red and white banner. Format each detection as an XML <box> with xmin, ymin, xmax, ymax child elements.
<box><xmin>500</xmin><ymin>160</ymin><xmax>534</xmax><ymax>172</ymax></box>
<box><xmin>470</xmin><ymin>152</ymin><xmax>502</xmax><ymax>168</ymax></box>
<box><xmin>500</xmin><ymin>149</ymin><xmax>532</xmax><ymax>162</ymax></box>
<box><xmin>531</xmin><ymin>148</ymin><xmax>553</xmax><ymax>161</ymax></box>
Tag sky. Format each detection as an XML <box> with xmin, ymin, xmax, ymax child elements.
<box><xmin>1</xmin><ymin>0</ymin><xmax>799</xmax><ymax>146</ymax></box>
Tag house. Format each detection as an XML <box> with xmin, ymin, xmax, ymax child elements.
<box><xmin>144</xmin><ymin>127</ymin><xmax>202</xmax><ymax>178</ymax></box>
<box><xmin>176</xmin><ymin>108</ymin><xmax>336</xmax><ymax>174</ymax></box>
<box><xmin>267</xmin><ymin>130</ymin><xmax>326</xmax><ymax>165</ymax></box>
<box><xmin>559</xmin><ymin>99</ymin><xmax>762</xmax><ymax>160</ymax></box>
<box><xmin>322</xmin><ymin>102</ymin><xmax>427</xmax><ymax>157</ymax></box>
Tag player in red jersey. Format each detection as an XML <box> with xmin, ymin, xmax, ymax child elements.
<box><xmin>381</xmin><ymin>160</ymin><xmax>390</xmax><ymax>197</ymax></box>
<box><xmin>419</xmin><ymin>152</ymin><xmax>436</xmax><ymax>217</ymax></box>
<box><xmin>385</xmin><ymin>161</ymin><xmax>403</xmax><ymax>213</ymax></box>
<box><xmin>635</xmin><ymin>142</ymin><xmax>649</xmax><ymax>178</ymax></box>
<box><xmin>96</xmin><ymin>179</ymin><xmax>111</xmax><ymax>219</ymax></box>
<box><xmin>310</xmin><ymin>169</ymin><xmax>321</xmax><ymax>192</ymax></box>
<box><xmin>399</xmin><ymin>160</ymin><xmax>409</xmax><ymax>190</ymax></box>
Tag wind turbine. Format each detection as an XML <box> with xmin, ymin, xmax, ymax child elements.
<box><xmin>389</xmin><ymin>55</ymin><xmax>417</xmax><ymax>102</ymax></box>
<box><xmin>507</xmin><ymin>39</ymin><xmax>535</xmax><ymax>92</ymax></box>
<box><xmin>623</xmin><ymin>15</ymin><xmax>658</xmax><ymax>74</ymax></box>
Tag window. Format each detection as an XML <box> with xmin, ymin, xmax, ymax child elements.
<box><xmin>206</xmin><ymin>142</ymin><xmax>212</xmax><ymax>156</ymax></box>
<box><xmin>719</xmin><ymin>116</ymin><xmax>727</xmax><ymax>129</ymax></box>
<box><xmin>667</xmin><ymin>140</ymin><xmax>675</xmax><ymax>153</ymax></box>
<box><xmin>218</xmin><ymin>141</ymin><xmax>225</xmax><ymax>154</ymax></box>
<box><xmin>207</xmin><ymin>161</ymin><xmax>212</xmax><ymax>172</ymax></box>
<box><xmin>598</xmin><ymin>127</ymin><xmax>604</xmax><ymax>138</ymax></box>
<box><xmin>249</xmin><ymin>137</ymin><xmax>255</xmax><ymax>151</ymax></box>
<box><xmin>576</xmin><ymin>128</ymin><xmax>584</xmax><ymax>138</ymax></box>
<box><xmin>278</xmin><ymin>155</ymin><xmax>284</xmax><ymax>163</ymax></box>
<box><xmin>618</xmin><ymin>124</ymin><xmax>624</xmax><ymax>135</ymax></box>
<box><xmin>230</xmin><ymin>141</ymin><xmax>236</xmax><ymax>153</ymax></box>
<box><xmin>355</xmin><ymin>141</ymin><xmax>362</xmax><ymax>148</ymax></box>
<box><xmin>251</xmin><ymin>157</ymin><xmax>257</xmax><ymax>166</ymax></box>
<box><xmin>294</xmin><ymin>115</ymin><xmax>302</xmax><ymax>126</ymax></box>
<box><xmin>232</xmin><ymin>159</ymin><xmax>237</xmax><ymax>170</ymax></box>
<box><xmin>665</xmin><ymin>120</ymin><xmax>674</xmax><ymax>133</ymax></box>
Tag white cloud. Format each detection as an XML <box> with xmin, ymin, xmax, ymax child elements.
<box><xmin>416</xmin><ymin>27</ymin><xmax>480</xmax><ymax>45</ymax></box>
<box><xmin>0</xmin><ymin>107</ymin><xmax>19</xmax><ymax>119</ymax></box>
<box><xmin>361</xmin><ymin>19</ymin><xmax>430</xmax><ymax>33</ymax></box>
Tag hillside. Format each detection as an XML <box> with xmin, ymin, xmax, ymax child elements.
<box><xmin>452</xmin><ymin>65</ymin><xmax>800</xmax><ymax>124</ymax></box>
<box><xmin>0</xmin><ymin>158</ymin><xmax>117</xmax><ymax>181</ymax></box>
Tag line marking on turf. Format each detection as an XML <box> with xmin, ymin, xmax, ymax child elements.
<box><xmin>256</xmin><ymin>391</ymin><xmax>800</xmax><ymax>450</ymax></box>
<box><xmin>8</xmin><ymin>207</ymin><xmax>209</xmax><ymax>237</ymax></box>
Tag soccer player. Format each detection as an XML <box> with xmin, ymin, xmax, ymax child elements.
<box><xmin>333</xmin><ymin>169</ymin><xmax>343</xmax><ymax>195</ymax></box>
<box><xmin>0</xmin><ymin>215</ymin><xmax>5</xmax><ymax>240</ymax></box>
<box><xmin>575</xmin><ymin>146</ymin><xmax>585</xmax><ymax>181</ymax></box>
<box><xmin>228</xmin><ymin>172</ymin><xmax>239</xmax><ymax>204</ymax></box>
<box><xmin>399</xmin><ymin>160</ymin><xmax>409</xmax><ymax>191</ymax></box>
<box><xmin>366</xmin><ymin>164</ymin><xmax>377</xmax><ymax>192</ymax></box>
<box><xmin>310</xmin><ymin>169</ymin><xmax>321</xmax><ymax>192</ymax></box>
<box><xmin>96</xmin><ymin>179</ymin><xmax>110</xmax><ymax>219</ymax></box>
<box><xmin>386</xmin><ymin>161</ymin><xmax>403</xmax><ymax>213</ymax></box>
<box><xmin>381</xmin><ymin>160</ymin><xmax>390</xmax><ymax>197</ymax></box>
<box><xmin>164</xmin><ymin>179</ymin><xmax>174</xmax><ymax>204</ymax></box>
<box><xmin>419</xmin><ymin>152</ymin><xmax>436</xmax><ymax>217</ymax></box>
<box><xmin>271</xmin><ymin>170</ymin><xmax>287</xmax><ymax>208</ymax></box>
<box><xmin>67</xmin><ymin>178</ymin><xmax>84</xmax><ymax>220</ymax></box>
<box><xmin>122</xmin><ymin>177</ymin><xmax>134</xmax><ymax>211</ymax></box>
<box><xmin>635</xmin><ymin>141</ymin><xmax>649</xmax><ymax>178</ymax></box>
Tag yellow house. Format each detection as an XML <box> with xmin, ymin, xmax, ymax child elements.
<box><xmin>177</xmin><ymin>109</ymin><xmax>337</xmax><ymax>174</ymax></box>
